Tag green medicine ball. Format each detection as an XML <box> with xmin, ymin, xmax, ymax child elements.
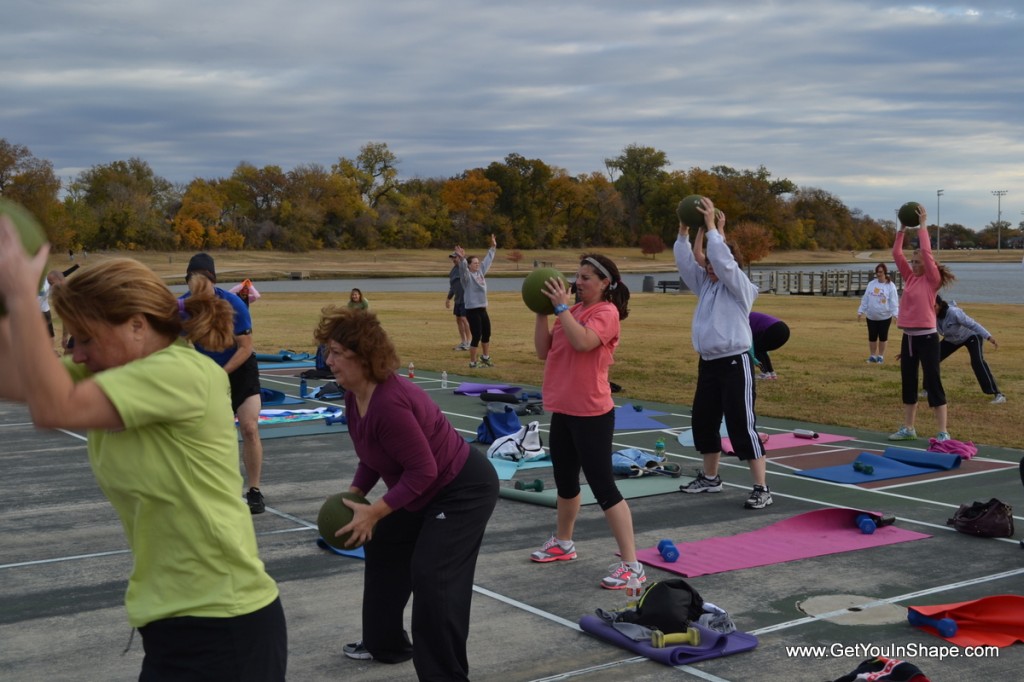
<box><xmin>521</xmin><ymin>267</ymin><xmax>570</xmax><ymax>315</ymax></box>
<box><xmin>676</xmin><ymin>194</ymin><xmax>706</xmax><ymax>229</ymax></box>
<box><xmin>898</xmin><ymin>201</ymin><xmax>922</xmax><ymax>227</ymax></box>
<box><xmin>0</xmin><ymin>198</ymin><xmax>48</xmax><ymax>317</ymax></box>
<box><xmin>317</xmin><ymin>491</ymin><xmax>370</xmax><ymax>549</ymax></box>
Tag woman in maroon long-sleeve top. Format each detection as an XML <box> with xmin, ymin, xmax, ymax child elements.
<box><xmin>315</xmin><ymin>306</ymin><xmax>498</xmax><ymax>682</ymax></box>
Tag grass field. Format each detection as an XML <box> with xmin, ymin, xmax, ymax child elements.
<box><xmin>50</xmin><ymin>248</ymin><xmax>1024</xmax><ymax>449</ymax></box>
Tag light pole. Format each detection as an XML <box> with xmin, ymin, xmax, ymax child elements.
<box><xmin>992</xmin><ymin>190</ymin><xmax>1007</xmax><ymax>252</ymax></box>
<box><xmin>936</xmin><ymin>189</ymin><xmax>943</xmax><ymax>250</ymax></box>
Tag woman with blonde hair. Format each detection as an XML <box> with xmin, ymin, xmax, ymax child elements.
<box><xmin>0</xmin><ymin>218</ymin><xmax>287</xmax><ymax>680</ymax></box>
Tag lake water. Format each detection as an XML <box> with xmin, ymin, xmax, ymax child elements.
<box><xmin>190</xmin><ymin>262</ymin><xmax>1020</xmax><ymax>305</ymax></box>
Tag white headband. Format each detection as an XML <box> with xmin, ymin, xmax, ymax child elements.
<box><xmin>584</xmin><ymin>257</ymin><xmax>617</xmax><ymax>290</ymax></box>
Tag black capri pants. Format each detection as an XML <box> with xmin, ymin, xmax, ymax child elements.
<box><xmin>900</xmin><ymin>332</ymin><xmax>945</xmax><ymax>407</ymax></box>
<box><xmin>866</xmin><ymin>317</ymin><xmax>893</xmax><ymax>343</ymax></box>
<box><xmin>548</xmin><ymin>409</ymin><xmax>623</xmax><ymax>511</ymax></box>
<box><xmin>465</xmin><ymin>307</ymin><xmax>491</xmax><ymax>347</ymax></box>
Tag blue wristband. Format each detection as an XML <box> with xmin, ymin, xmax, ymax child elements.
<box><xmin>553</xmin><ymin>303</ymin><xmax>570</xmax><ymax>315</ymax></box>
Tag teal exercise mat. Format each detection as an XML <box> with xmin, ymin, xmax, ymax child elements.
<box><xmin>487</xmin><ymin>456</ymin><xmax>552</xmax><ymax>480</ymax></box>
<box><xmin>499</xmin><ymin>474</ymin><xmax>690</xmax><ymax>507</ymax></box>
<box><xmin>244</xmin><ymin>421</ymin><xmax>347</xmax><ymax>440</ymax></box>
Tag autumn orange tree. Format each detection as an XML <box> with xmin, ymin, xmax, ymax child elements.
<box><xmin>2</xmin><ymin>136</ymin><xmax>902</xmax><ymax>254</ymax></box>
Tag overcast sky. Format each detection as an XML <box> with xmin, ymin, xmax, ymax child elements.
<box><xmin>3</xmin><ymin>1</ymin><xmax>1021</xmax><ymax>231</ymax></box>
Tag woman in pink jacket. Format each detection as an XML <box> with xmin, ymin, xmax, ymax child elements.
<box><xmin>888</xmin><ymin>204</ymin><xmax>956</xmax><ymax>442</ymax></box>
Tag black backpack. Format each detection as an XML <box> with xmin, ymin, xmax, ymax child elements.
<box><xmin>616</xmin><ymin>579</ymin><xmax>704</xmax><ymax>634</ymax></box>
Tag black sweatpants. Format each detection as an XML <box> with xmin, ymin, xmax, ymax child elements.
<box><xmin>691</xmin><ymin>353</ymin><xmax>765</xmax><ymax>461</ymax></box>
<box><xmin>361</xmin><ymin>448</ymin><xmax>498</xmax><ymax>681</ymax></box>
<box><xmin>940</xmin><ymin>335</ymin><xmax>1000</xmax><ymax>395</ymax></box>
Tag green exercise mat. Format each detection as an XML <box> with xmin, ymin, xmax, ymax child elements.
<box><xmin>500</xmin><ymin>473</ymin><xmax>692</xmax><ymax>507</ymax></box>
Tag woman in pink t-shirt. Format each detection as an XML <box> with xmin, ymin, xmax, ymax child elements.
<box><xmin>528</xmin><ymin>254</ymin><xmax>644</xmax><ymax>591</ymax></box>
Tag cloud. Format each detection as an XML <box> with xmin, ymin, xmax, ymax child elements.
<box><xmin>1</xmin><ymin>0</ymin><xmax>1020</xmax><ymax>229</ymax></box>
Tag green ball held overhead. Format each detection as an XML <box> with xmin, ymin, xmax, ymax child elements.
<box><xmin>317</xmin><ymin>491</ymin><xmax>369</xmax><ymax>549</ymax></box>
<box><xmin>521</xmin><ymin>267</ymin><xmax>570</xmax><ymax>315</ymax></box>
<box><xmin>898</xmin><ymin>201</ymin><xmax>922</xmax><ymax>227</ymax></box>
<box><xmin>0</xmin><ymin>198</ymin><xmax>49</xmax><ymax>317</ymax></box>
<box><xmin>676</xmin><ymin>194</ymin><xmax>706</xmax><ymax>229</ymax></box>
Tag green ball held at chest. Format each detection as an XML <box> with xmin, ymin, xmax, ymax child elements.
<box><xmin>676</xmin><ymin>194</ymin><xmax>706</xmax><ymax>229</ymax></box>
<box><xmin>0</xmin><ymin>198</ymin><xmax>48</xmax><ymax>317</ymax></box>
<box><xmin>898</xmin><ymin>201</ymin><xmax>922</xmax><ymax>227</ymax></box>
<box><xmin>317</xmin><ymin>491</ymin><xmax>369</xmax><ymax>549</ymax></box>
<box><xmin>522</xmin><ymin>267</ymin><xmax>569</xmax><ymax>315</ymax></box>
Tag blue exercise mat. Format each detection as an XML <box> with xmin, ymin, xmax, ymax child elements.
<box><xmin>883</xmin><ymin>447</ymin><xmax>962</xmax><ymax>470</ymax></box>
<box><xmin>316</xmin><ymin>537</ymin><xmax>365</xmax><ymax>559</ymax></box>
<box><xmin>796</xmin><ymin>452</ymin><xmax>937</xmax><ymax>484</ymax></box>
<box><xmin>260</xmin><ymin>387</ymin><xmax>304</xmax><ymax>406</ymax></box>
<box><xmin>613</xmin><ymin>406</ymin><xmax>669</xmax><ymax>430</ymax></box>
<box><xmin>254</xmin><ymin>350</ymin><xmax>313</xmax><ymax>362</ymax></box>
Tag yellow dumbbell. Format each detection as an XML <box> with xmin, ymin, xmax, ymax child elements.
<box><xmin>650</xmin><ymin>627</ymin><xmax>700</xmax><ymax>648</ymax></box>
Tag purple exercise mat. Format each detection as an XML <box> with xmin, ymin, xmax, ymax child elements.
<box><xmin>578</xmin><ymin>617</ymin><xmax>758</xmax><ymax>666</ymax></box>
<box><xmin>453</xmin><ymin>382</ymin><xmax>522</xmax><ymax>396</ymax></box>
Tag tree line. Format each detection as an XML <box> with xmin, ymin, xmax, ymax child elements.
<box><xmin>2</xmin><ymin>138</ymin><xmax>1018</xmax><ymax>259</ymax></box>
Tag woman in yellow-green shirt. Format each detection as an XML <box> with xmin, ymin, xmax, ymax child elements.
<box><xmin>0</xmin><ymin>219</ymin><xmax>286</xmax><ymax>680</ymax></box>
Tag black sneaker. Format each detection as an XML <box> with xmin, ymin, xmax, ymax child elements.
<box><xmin>246</xmin><ymin>487</ymin><xmax>265</xmax><ymax>514</ymax></box>
<box><xmin>679</xmin><ymin>471</ymin><xmax>722</xmax><ymax>493</ymax></box>
<box><xmin>343</xmin><ymin>641</ymin><xmax>373</xmax><ymax>660</ymax></box>
<box><xmin>744</xmin><ymin>485</ymin><xmax>773</xmax><ymax>509</ymax></box>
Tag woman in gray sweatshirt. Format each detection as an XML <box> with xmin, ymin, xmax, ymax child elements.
<box><xmin>935</xmin><ymin>296</ymin><xmax>1004</xmax><ymax>404</ymax></box>
<box><xmin>453</xmin><ymin>234</ymin><xmax>497</xmax><ymax>368</ymax></box>
<box><xmin>674</xmin><ymin>197</ymin><xmax>771</xmax><ymax>510</ymax></box>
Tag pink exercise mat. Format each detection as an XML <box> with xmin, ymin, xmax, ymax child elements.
<box><xmin>723</xmin><ymin>431</ymin><xmax>852</xmax><ymax>453</ymax></box>
<box><xmin>637</xmin><ymin>508</ymin><xmax>931</xmax><ymax>577</ymax></box>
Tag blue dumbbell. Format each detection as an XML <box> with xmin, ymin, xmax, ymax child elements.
<box><xmin>855</xmin><ymin>513</ymin><xmax>876</xmax><ymax>535</ymax></box>
<box><xmin>907</xmin><ymin>609</ymin><xmax>957</xmax><ymax>638</ymax></box>
<box><xmin>657</xmin><ymin>539</ymin><xmax>680</xmax><ymax>563</ymax></box>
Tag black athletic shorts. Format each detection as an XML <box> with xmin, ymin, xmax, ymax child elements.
<box><xmin>229</xmin><ymin>353</ymin><xmax>262</xmax><ymax>413</ymax></box>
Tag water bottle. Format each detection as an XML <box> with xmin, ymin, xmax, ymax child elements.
<box><xmin>441</xmin><ymin>371</ymin><xmax>448</xmax><ymax>389</ymax></box>
<box><xmin>408</xmin><ymin>362</ymin><xmax>415</xmax><ymax>378</ymax></box>
<box><xmin>625</xmin><ymin>575</ymin><xmax>643</xmax><ymax>605</ymax></box>
<box><xmin>654</xmin><ymin>439</ymin><xmax>666</xmax><ymax>458</ymax></box>
<box><xmin>299</xmin><ymin>378</ymin><xmax>308</xmax><ymax>398</ymax></box>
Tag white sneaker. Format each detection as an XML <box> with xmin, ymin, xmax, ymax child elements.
<box><xmin>991</xmin><ymin>393</ymin><xmax>1006</xmax><ymax>405</ymax></box>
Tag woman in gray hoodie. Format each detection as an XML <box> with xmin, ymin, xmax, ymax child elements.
<box><xmin>674</xmin><ymin>197</ymin><xmax>772</xmax><ymax>510</ymax></box>
<box><xmin>935</xmin><ymin>296</ymin><xmax>1004</xmax><ymax>404</ymax></box>
<box><xmin>453</xmin><ymin>234</ymin><xmax>497</xmax><ymax>368</ymax></box>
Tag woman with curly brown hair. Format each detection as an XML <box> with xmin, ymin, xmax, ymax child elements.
<box><xmin>315</xmin><ymin>306</ymin><xmax>498</xmax><ymax>681</ymax></box>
